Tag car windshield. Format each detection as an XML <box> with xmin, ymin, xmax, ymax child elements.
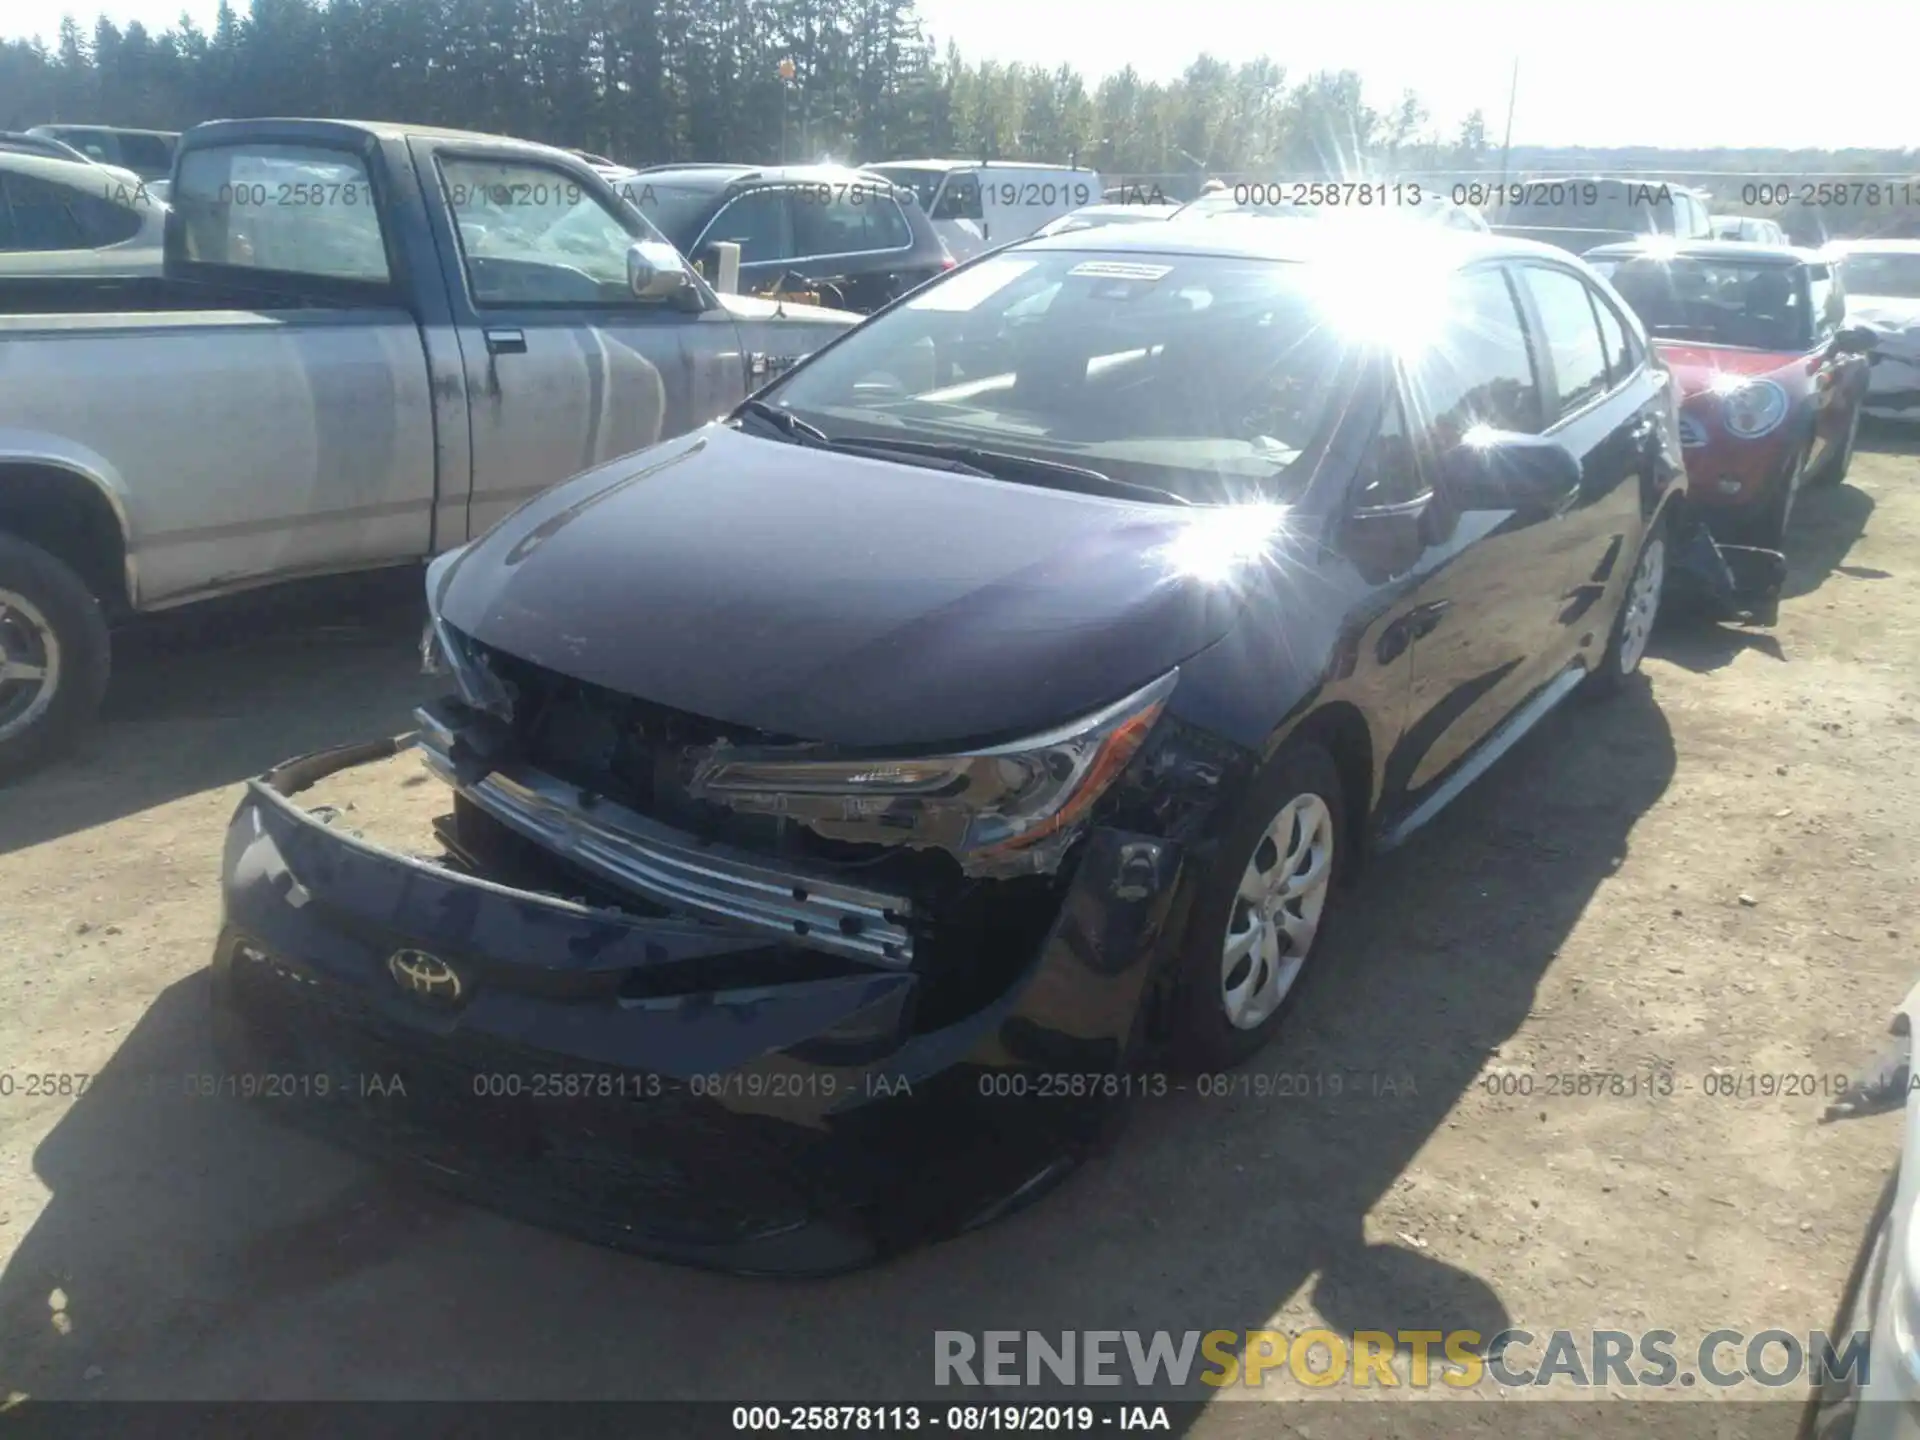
<box><xmin>619</xmin><ymin>179</ymin><xmax>720</xmax><ymax>250</ymax></box>
<box><xmin>756</xmin><ymin>249</ymin><xmax>1366</xmax><ymax>504</ymax></box>
<box><xmin>1835</xmin><ymin>251</ymin><xmax>1920</xmax><ymax>300</ymax></box>
<box><xmin>1589</xmin><ymin>256</ymin><xmax>1812</xmax><ymax>351</ymax></box>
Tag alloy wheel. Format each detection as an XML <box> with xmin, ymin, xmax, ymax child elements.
<box><xmin>0</xmin><ymin>588</ymin><xmax>62</xmax><ymax>744</ymax></box>
<box><xmin>1617</xmin><ymin>536</ymin><xmax>1665</xmax><ymax>675</ymax></box>
<box><xmin>1220</xmin><ymin>793</ymin><xmax>1335</xmax><ymax>1030</ymax></box>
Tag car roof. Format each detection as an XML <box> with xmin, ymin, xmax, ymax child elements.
<box><xmin>632</xmin><ymin>162</ymin><xmax>895</xmax><ymax>189</ymax></box>
<box><xmin>1016</xmin><ymin>215</ymin><xmax>1571</xmax><ymax>267</ymax></box>
<box><xmin>1826</xmin><ymin>238</ymin><xmax>1920</xmax><ymax>255</ymax></box>
<box><xmin>30</xmin><ymin>123</ymin><xmax>179</xmax><ymax>139</ymax></box>
<box><xmin>0</xmin><ymin>148</ymin><xmax>149</xmax><ymax>191</ymax></box>
<box><xmin>1585</xmin><ymin>238</ymin><xmax>1822</xmax><ymax>266</ymax></box>
<box><xmin>868</xmin><ymin>158</ymin><xmax>1097</xmax><ymax>174</ymax></box>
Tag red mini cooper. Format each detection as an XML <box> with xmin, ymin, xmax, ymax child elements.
<box><xmin>1585</xmin><ymin>240</ymin><xmax>1876</xmax><ymax>548</ymax></box>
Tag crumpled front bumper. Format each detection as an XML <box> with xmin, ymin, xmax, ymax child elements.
<box><xmin>212</xmin><ymin>738</ymin><xmax>1187</xmax><ymax>1275</ymax></box>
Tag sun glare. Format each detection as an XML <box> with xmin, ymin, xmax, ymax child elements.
<box><xmin>1155</xmin><ymin>502</ymin><xmax>1291</xmax><ymax>586</ymax></box>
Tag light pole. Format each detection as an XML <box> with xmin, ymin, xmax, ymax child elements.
<box><xmin>779</xmin><ymin>57</ymin><xmax>795</xmax><ymax>164</ymax></box>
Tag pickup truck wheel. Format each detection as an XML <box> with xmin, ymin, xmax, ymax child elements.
<box><xmin>0</xmin><ymin>535</ymin><xmax>110</xmax><ymax>781</ymax></box>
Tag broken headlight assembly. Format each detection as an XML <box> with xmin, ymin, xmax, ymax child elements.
<box><xmin>688</xmin><ymin>669</ymin><xmax>1180</xmax><ymax>876</ymax></box>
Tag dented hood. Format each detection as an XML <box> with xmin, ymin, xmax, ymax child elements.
<box><xmin>432</xmin><ymin>424</ymin><xmax>1246</xmax><ymax>748</ymax></box>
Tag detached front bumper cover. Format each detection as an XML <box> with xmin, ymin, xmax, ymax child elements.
<box><xmin>212</xmin><ymin>736</ymin><xmax>1188</xmax><ymax>1274</ymax></box>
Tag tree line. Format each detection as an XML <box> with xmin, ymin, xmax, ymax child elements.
<box><xmin>0</xmin><ymin>0</ymin><xmax>1493</xmax><ymax>183</ymax></box>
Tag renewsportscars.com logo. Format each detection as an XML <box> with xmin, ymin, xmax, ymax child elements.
<box><xmin>934</xmin><ymin>1328</ymin><xmax>1870</xmax><ymax>1390</ymax></box>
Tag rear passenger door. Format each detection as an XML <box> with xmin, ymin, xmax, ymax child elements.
<box><xmin>1510</xmin><ymin>261</ymin><xmax>1657</xmax><ymax>674</ymax></box>
<box><xmin>1393</xmin><ymin>264</ymin><xmax>1561</xmax><ymax>799</ymax></box>
<box><xmin>785</xmin><ymin>182</ymin><xmax>923</xmax><ymax>311</ymax></box>
<box><xmin>424</xmin><ymin>145</ymin><xmax>749</xmax><ymax>541</ymax></box>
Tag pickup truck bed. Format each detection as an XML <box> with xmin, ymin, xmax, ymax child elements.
<box><xmin>0</xmin><ymin>117</ymin><xmax>861</xmax><ymax>778</ymax></box>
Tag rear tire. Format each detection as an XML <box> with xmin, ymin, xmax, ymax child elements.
<box><xmin>1585</xmin><ymin>511</ymin><xmax>1666</xmax><ymax>700</ymax></box>
<box><xmin>0</xmin><ymin>534</ymin><xmax>111</xmax><ymax>782</ymax></box>
<box><xmin>1168</xmin><ymin>740</ymin><xmax>1346</xmax><ymax>1071</ymax></box>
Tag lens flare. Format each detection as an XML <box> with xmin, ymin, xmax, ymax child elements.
<box><xmin>1155</xmin><ymin>502</ymin><xmax>1291</xmax><ymax>585</ymax></box>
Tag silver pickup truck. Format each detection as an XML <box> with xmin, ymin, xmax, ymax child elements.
<box><xmin>0</xmin><ymin>118</ymin><xmax>861</xmax><ymax>778</ymax></box>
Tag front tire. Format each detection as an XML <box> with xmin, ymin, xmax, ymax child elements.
<box><xmin>1168</xmin><ymin>741</ymin><xmax>1346</xmax><ymax>1071</ymax></box>
<box><xmin>0</xmin><ymin>535</ymin><xmax>111</xmax><ymax>782</ymax></box>
<box><xmin>1809</xmin><ymin>406</ymin><xmax>1861</xmax><ymax>490</ymax></box>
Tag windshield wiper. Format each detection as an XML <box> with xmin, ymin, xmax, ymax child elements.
<box><xmin>738</xmin><ymin>398</ymin><xmax>831</xmax><ymax>446</ymax></box>
<box><xmin>822</xmin><ymin>437</ymin><xmax>1193</xmax><ymax>506</ymax></box>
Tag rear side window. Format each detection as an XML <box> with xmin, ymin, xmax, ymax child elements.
<box><xmin>1591</xmin><ymin>291</ymin><xmax>1642</xmax><ymax>382</ymax></box>
<box><xmin>1405</xmin><ymin>267</ymin><xmax>1545</xmax><ymax>441</ymax></box>
<box><xmin>175</xmin><ymin>144</ymin><xmax>389</xmax><ymax>283</ymax></box>
<box><xmin>1518</xmin><ymin>265</ymin><xmax>1612</xmax><ymax>418</ymax></box>
<box><xmin>791</xmin><ymin>190</ymin><xmax>912</xmax><ymax>256</ymax></box>
<box><xmin>931</xmin><ymin>177</ymin><xmax>983</xmax><ymax>222</ymax></box>
<box><xmin>118</xmin><ymin>133</ymin><xmax>176</xmax><ymax>179</ymax></box>
<box><xmin>0</xmin><ymin>173</ymin><xmax>90</xmax><ymax>250</ymax></box>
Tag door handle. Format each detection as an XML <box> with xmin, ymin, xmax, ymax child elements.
<box><xmin>484</xmin><ymin>327</ymin><xmax>527</xmax><ymax>356</ymax></box>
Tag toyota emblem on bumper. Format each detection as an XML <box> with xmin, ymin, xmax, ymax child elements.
<box><xmin>387</xmin><ymin>949</ymin><xmax>465</xmax><ymax>1006</ymax></box>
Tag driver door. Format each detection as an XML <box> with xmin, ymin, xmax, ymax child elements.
<box><xmin>419</xmin><ymin>142</ymin><xmax>743</xmax><ymax>540</ymax></box>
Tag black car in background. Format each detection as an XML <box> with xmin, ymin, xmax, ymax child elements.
<box><xmin>1488</xmin><ymin>176</ymin><xmax>1715</xmax><ymax>254</ymax></box>
<box><xmin>616</xmin><ymin>162</ymin><xmax>953</xmax><ymax>312</ymax></box>
<box><xmin>215</xmin><ymin>223</ymin><xmax>1686</xmax><ymax>1273</ymax></box>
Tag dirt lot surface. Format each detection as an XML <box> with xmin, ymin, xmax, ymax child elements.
<box><xmin>3</xmin><ymin>433</ymin><xmax>1918</xmax><ymax>1428</ymax></box>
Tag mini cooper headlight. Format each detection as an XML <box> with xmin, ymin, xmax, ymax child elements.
<box><xmin>690</xmin><ymin>669</ymin><xmax>1180</xmax><ymax>866</ymax></box>
<box><xmin>1720</xmin><ymin>379</ymin><xmax>1790</xmax><ymax>439</ymax></box>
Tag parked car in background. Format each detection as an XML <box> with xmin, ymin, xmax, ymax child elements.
<box><xmin>1713</xmin><ymin>214</ymin><xmax>1789</xmax><ymax>245</ymax></box>
<box><xmin>1586</xmin><ymin>240</ymin><xmax>1875</xmax><ymax>549</ymax></box>
<box><xmin>0</xmin><ymin>118</ymin><xmax>862</xmax><ymax>779</ymax></box>
<box><xmin>1034</xmin><ymin>201</ymin><xmax>1180</xmax><ymax>236</ymax></box>
<box><xmin>1488</xmin><ymin>177</ymin><xmax>1714</xmax><ymax>254</ymax></box>
<box><xmin>214</xmin><ymin>222</ymin><xmax>1685</xmax><ymax>1272</ymax></box>
<box><xmin>1176</xmin><ymin>186</ymin><xmax>1489</xmax><ymax>232</ymax></box>
<box><xmin>2</xmin><ymin>131</ymin><xmax>148</xmax><ymax>196</ymax></box>
<box><xmin>862</xmin><ymin>159</ymin><xmax>1103</xmax><ymax>259</ymax></box>
<box><xmin>620</xmin><ymin>163</ymin><xmax>952</xmax><ymax>312</ymax></box>
<box><xmin>1827</xmin><ymin>239</ymin><xmax>1920</xmax><ymax>422</ymax></box>
<box><xmin>0</xmin><ymin>150</ymin><xmax>165</xmax><ymax>276</ymax></box>
<box><xmin>27</xmin><ymin>125</ymin><xmax>177</xmax><ymax>182</ymax></box>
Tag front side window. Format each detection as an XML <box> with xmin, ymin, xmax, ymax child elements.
<box><xmin>1591</xmin><ymin>290</ymin><xmax>1642</xmax><ymax>382</ymax></box>
<box><xmin>175</xmin><ymin>143</ymin><xmax>389</xmax><ymax>283</ymax></box>
<box><xmin>759</xmin><ymin>251</ymin><xmax>1367</xmax><ymax>503</ymax></box>
<box><xmin>1353</xmin><ymin>388</ymin><xmax>1428</xmax><ymax>508</ymax></box>
<box><xmin>931</xmin><ymin>176</ymin><xmax>984</xmax><ymax>222</ymax></box>
<box><xmin>1589</xmin><ymin>256</ymin><xmax>1813</xmax><ymax>352</ymax></box>
<box><xmin>696</xmin><ymin>188</ymin><xmax>792</xmax><ymax>266</ymax></box>
<box><xmin>441</xmin><ymin>156</ymin><xmax>644</xmax><ymax>306</ymax></box>
<box><xmin>1518</xmin><ymin>265</ymin><xmax>1612</xmax><ymax>418</ymax></box>
<box><xmin>1</xmin><ymin>173</ymin><xmax>89</xmax><ymax>250</ymax></box>
<box><xmin>1403</xmin><ymin>267</ymin><xmax>1545</xmax><ymax>444</ymax></box>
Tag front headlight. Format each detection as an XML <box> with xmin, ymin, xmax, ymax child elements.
<box><xmin>690</xmin><ymin>669</ymin><xmax>1180</xmax><ymax>873</ymax></box>
<box><xmin>1720</xmin><ymin>379</ymin><xmax>1790</xmax><ymax>439</ymax></box>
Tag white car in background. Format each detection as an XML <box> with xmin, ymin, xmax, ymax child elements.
<box><xmin>1827</xmin><ymin>240</ymin><xmax>1920</xmax><ymax>422</ymax></box>
<box><xmin>862</xmin><ymin>159</ymin><xmax>1103</xmax><ymax>259</ymax></box>
<box><xmin>0</xmin><ymin>150</ymin><xmax>166</xmax><ymax>276</ymax></box>
<box><xmin>1713</xmin><ymin>214</ymin><xmax>1790</xmax><ymax>245</ymax></box>
<box><xmin>1034</xmin><ymin>202</ymin><xmax>1180</xmax><ymax>236</ymax></box>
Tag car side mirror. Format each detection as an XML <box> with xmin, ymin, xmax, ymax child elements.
<box><xmin>627</xmin><ymin>239</ymin><xmax>694</xmax><ymax>301</ymax></box>
<box><xmin>1437</xmin><ymin>435</ymin><xmax>1583</xmax><ymax>518</ymax></box>
<box><xmin>1833</xmin><ymin>325</ymin><xmax>1879</xmax><ymax>356</ymax></box>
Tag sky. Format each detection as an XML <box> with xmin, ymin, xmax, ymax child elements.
<box><xmin>1</xmin><ymin>0</ymin><xmax>1912</xmax><ymax>152</ymax></box>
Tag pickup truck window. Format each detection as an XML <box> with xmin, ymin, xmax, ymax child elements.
<box><xmin>0</xmin><ymin>172</ymin><xmax>143</xmax><ymax>251</ymax></box>
<box><xmin>439</xmin><ymin>155</ymin><xmax>641</xmax><ymax>306</ymax></box>
<box><xmin>174</xmin><ymin>144</ymin><xmax>390</xmax><ymax>283</ymax></box>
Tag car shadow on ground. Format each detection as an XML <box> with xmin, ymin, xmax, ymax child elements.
<box><xmin>0</xmin><ymin>570</ymin><xmax>434</xmax><ymax>858</ymax></box>
<box><xmin>0</xmin><ymin>670</ymin><xmax>1678</xmax><ymax>1421</ymax></box>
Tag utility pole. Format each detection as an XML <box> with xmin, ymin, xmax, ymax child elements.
<box><xmin>778</xmin><ymin>57</ymin><xmax>795</xmax><ymax>164</ymax></box>
<box><xmin>1497</xmin><ymin>58</ymin><xmax>1518</xmax><ymax>186</ymax></box>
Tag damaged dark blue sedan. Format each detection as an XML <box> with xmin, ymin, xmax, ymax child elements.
<box><xmin>213</xmin><ymin>219</ymin><xmax>1687</xmax><ymax>1273</ymax></box>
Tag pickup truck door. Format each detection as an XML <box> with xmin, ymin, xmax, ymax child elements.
<box><xmin>410</xmin><ymin>141</ymin><xmax>746</xmax><ymax>542</ymax></box>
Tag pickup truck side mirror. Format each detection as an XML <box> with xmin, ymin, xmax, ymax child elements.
<box><xmin>1833</xmin><ymin>324</ymin><xmax>1879</xmax><ymax>356</ymax></box>
<box><xmin>1437</xmin><ymin>434</ymin><xmax>1583</xmax><ymax>519</ymax></box>
<box><xmin>627</xmin><ymin>240</ymin><xmax>694</xmax><ymax>302</ymax></box>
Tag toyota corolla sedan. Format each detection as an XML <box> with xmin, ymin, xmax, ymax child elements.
<box><xmin>214</xmin><ymin>225</ymin><xmax>1685</xmax><ymax>1273</ymax></box>
<box><xmin>1586</xmin><ymin>240</ymin><xmax>1876</xmax><ymax>548</ymax></box>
